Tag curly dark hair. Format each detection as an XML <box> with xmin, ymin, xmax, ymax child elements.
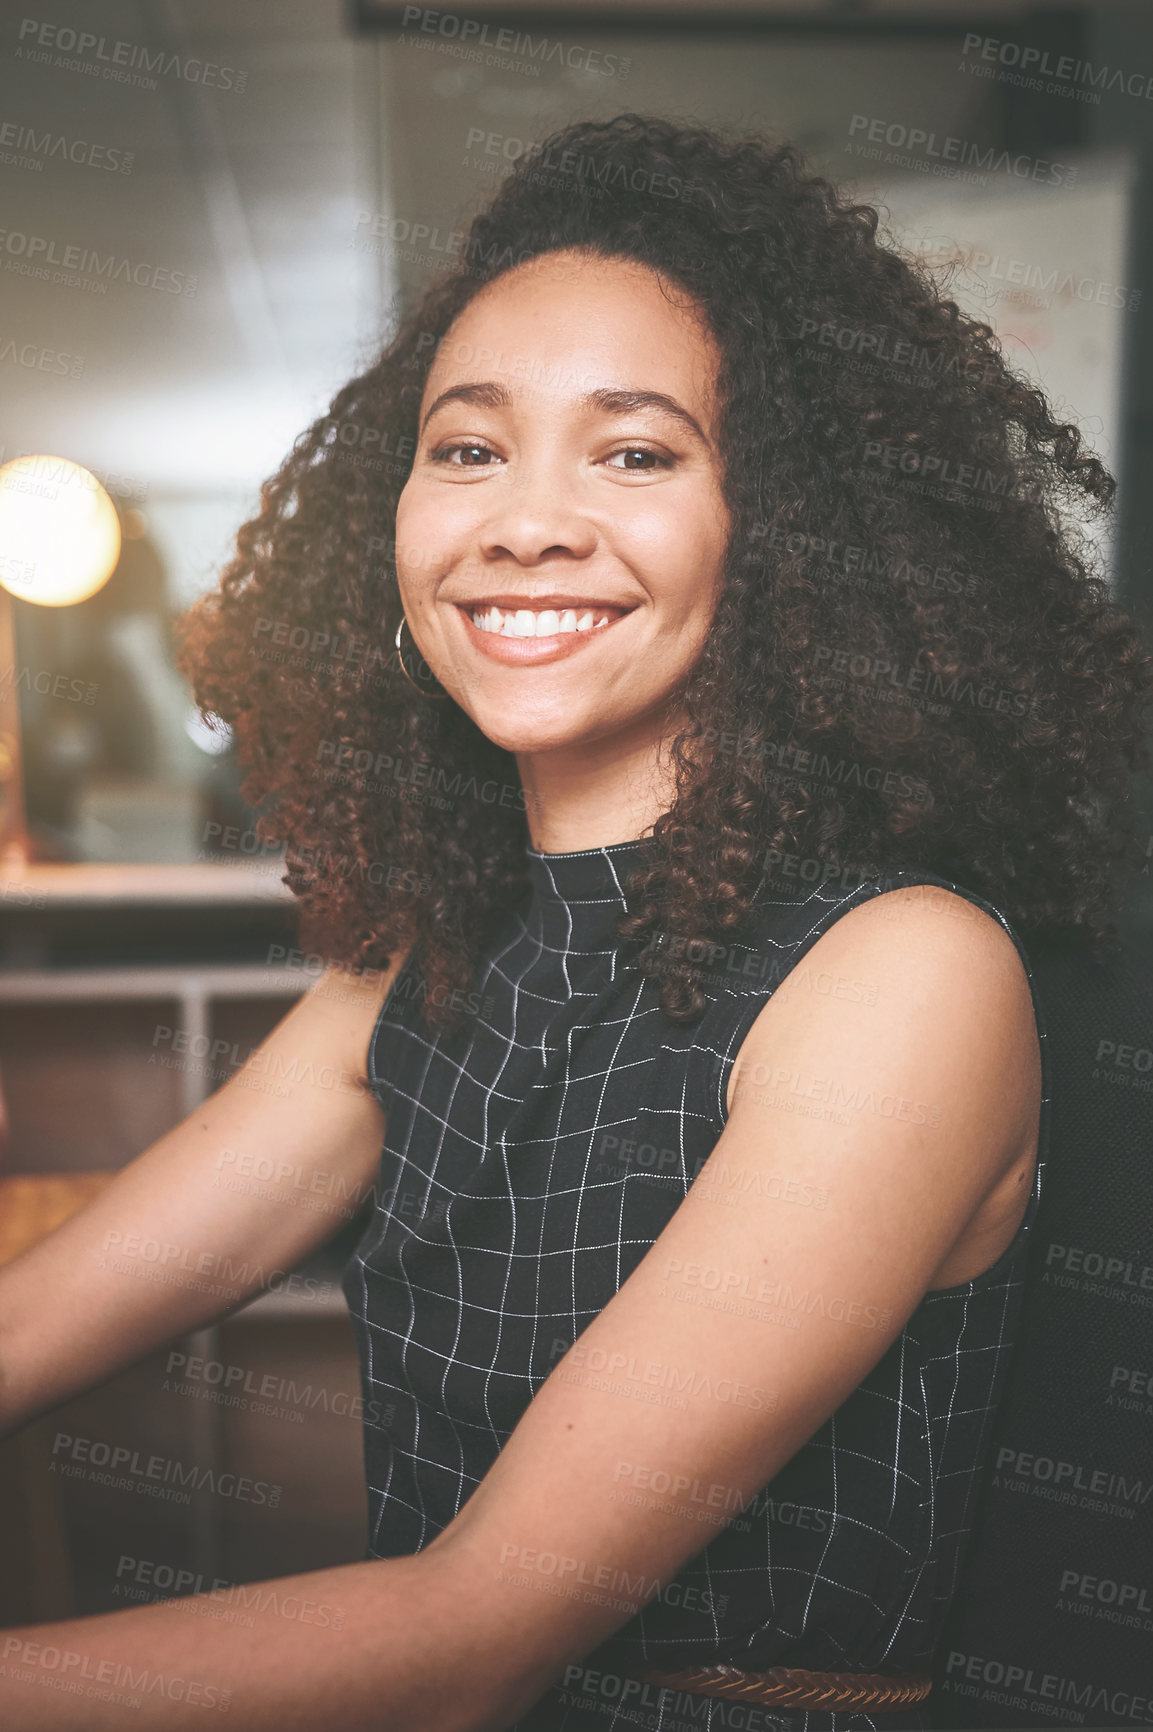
<box><xmin>178</xmin><ymin>112</ymin><xmax>1153</xmax><ymax>1036</ymax></box>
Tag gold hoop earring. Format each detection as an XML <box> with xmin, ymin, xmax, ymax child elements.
<box><xmin>394</xmin><ymin>615</ymin><xmax>448</xmax><ymax>701</ymax></box>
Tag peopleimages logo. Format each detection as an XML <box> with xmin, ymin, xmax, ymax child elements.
<box><xmin>996</xmin><ymin>1445</ymin><xmax>1153</xmax><ymax>1500</ymax></box>
<box><xmin>951</xmin><ymin>248</ymin><xmax>1142</xmax><ymax>313</ymax></box>
<box><xmin>50</xmin><ymin>1431</ymin><xmax>282</xmax><ymax>1508</ymax></box>
<box><xmin>0</xmin><ymin>227</ymin><xmax>196</xmax><ymax>294</ymax></box>
<box><xmin>14</xmin><ymin>18</ymin><xmax>248</xmax><ymax>92</ymax></box>
<box><xmin>1</xmin><ymin>1638</ymin><xmax>230</xmax><ymax>1712</ymax></box>
<box><xmin>960</xmin><ymin>32</ymin><xmax>1153</xmax><ymax>103</ymax></box>
<box><xmin>114</xmin><ymin>1555</ymin><xmax>347</xmax><ymax>1630</ymax></box>
<box><xmin>0</xmin><ymin>337</ymin><xmax>85</xmax><ymax>377</ymax></box>
<box><xmin>944</xmin><ymin>1650</ymin><xmax>1153</xmax><ymax>1721</ymax></box>
<box><xmin>398</xmin><ymin>5</ymin><xmax>630</xmax><ymax>79</ymax></box>
<box><xmin>0</xmin><ymin>119</ymin><xmax>133</xmax><ymax>173</ymax></box>
<box><xmin>846</xmin><ymin>113</ymin><xmax>1076</xmax><ymax>188</ymax></box>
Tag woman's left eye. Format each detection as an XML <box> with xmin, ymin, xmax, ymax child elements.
<box><xmin>605</xmin><ymin>447</ymin><xmax>673</xmax><ymax>471</ymax></box>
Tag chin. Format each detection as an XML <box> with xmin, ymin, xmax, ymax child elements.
<box><xmin>475</xmin><ymin>724</ymin><xmax>582</xmax><ymax>756</ymax></box>
<box><xmin>468</xmin><ymin>707</ymin><xmax>597</xmax><ymax>757</ymax></box>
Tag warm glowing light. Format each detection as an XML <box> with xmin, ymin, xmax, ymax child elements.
<box><xmin>0</xmin><ymin>454</ymin><xmax>122</xmax><ymax>606</ymax></box>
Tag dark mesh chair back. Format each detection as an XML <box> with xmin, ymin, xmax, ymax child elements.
<box><xmin>935</xmin><ymin>932</ymin><xmax>1153</xmax><ymax>1728</ymax></box>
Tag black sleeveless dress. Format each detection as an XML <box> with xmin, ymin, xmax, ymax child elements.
<box><xmin>342</xmin><ymin>839</ymin><xmax>1049</xmax><ymax>1732</ymax></box>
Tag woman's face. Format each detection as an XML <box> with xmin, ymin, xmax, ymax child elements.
<box><xmin>394</xmin><ymin>248</ymin><xmax>731</xmax><ymax>760</ymax></box>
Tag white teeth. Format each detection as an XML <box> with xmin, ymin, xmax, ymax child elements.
<box><xmin>468</xmin><ymin>603</ymin><xmax>624</xmax><ymax>638</ymax></box>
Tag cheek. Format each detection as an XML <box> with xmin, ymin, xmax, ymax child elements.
<box><xmin>629</xmin><ymin>483</ymin><xmax>727</xmax><ymax>562</ymax></box>
<box><xmin>394</xmin><ymin>488</ymin><xmax>452</xmax><ymax>583</ymax></box>
<box><xmin>397</xmin><ymin>480</ymin><xmax>470</xmax><ymax>548</ymax></box>
<box><xmin>394</xmin><ymin>482</ymin><xmax>420</xmax><ymax>537</ymax></box>
<box><xmin>656</xmin><ymin>525</ymin><xmax>726</xmax><ymax>617</ymax></box>
<box><xmin>621</xmin><ymin>506</ymin><xmax>697</xmax><ymax>571</ymax></box>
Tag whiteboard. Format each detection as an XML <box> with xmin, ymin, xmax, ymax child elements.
<box><xmin>859</xmin><ymin>150</ymin><xmax>1135</xmax><ymax>586</ymax></box>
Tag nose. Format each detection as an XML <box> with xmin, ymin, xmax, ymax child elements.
<box><xmin>476</xmin><ymin>459</ymin><xmax>599</xmax><ymax>566</ymax></box>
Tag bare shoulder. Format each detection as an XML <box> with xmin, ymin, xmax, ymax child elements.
<box><xmin>734</xmin><ymin>882</ymin><xmax>1034</xmax><ymax>1062</ymax></box>
<box><xmin>725</xmin><ymin>883</ymin><xmax>1041</xmax><ymax>1202</ymax></box>
<box><xmin>831</xmin><ymin>883</ymin><xmax>1036</xmax><ymax>1048</ymax></box>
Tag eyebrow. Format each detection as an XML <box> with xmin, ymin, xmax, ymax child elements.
<box><xmin>418</xmin><ymin>380</ymin><xmax>710</xmax><ymax>446</ymax></box>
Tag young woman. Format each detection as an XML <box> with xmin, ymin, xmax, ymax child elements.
<box><xmin>1</xmin><ymin>114</ymin><xmax>1151</xmax><ymax>1732</ymax></box>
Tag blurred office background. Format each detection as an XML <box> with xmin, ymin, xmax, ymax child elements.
<box><xmin>1</xmin><ymin>0</ymin><xmax>1151</xmax><ymax>1626</ymax></box>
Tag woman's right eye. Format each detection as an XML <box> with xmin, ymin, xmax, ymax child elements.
<box><xmin>429</xmin><ymin>442</ymin><xmax>503</xmax><ymax>467</ymax></box>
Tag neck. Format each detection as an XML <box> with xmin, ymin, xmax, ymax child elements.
<box><xmin>517</xmin><ymin>713</ymin><xmax>682</xmax><ymax>854</ymax></box>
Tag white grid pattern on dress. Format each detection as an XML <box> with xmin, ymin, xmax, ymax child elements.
<box><xmin>341</xmin><ymin>841</ymin><xmax>1049</xmax><ymax>1732</ymax></box>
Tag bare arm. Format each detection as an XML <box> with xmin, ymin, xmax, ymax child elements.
<box><xmin>0</xmin><ymin>955</ymin><xmax>409</xmax><ymax>1436</ymax></box>
<box><xmin>0</xmin><ymin>891</ymin><xmax>1041</xmax><ymax>1731</ymax></box>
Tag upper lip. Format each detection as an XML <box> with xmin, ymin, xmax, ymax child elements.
<box><xmin>454</xmin><ymin>594</ymin><xmax>639</xmax><ymax>612</ymax></box>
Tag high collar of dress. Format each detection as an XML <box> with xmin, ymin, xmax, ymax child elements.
<box><xmin>522</xmin><ymin>836</ymin><xmax>648</xmax><ymax>952</ymax></box>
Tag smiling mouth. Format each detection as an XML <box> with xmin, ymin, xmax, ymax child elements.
<box><xmin>461</xmin><ymin>602</ymin><xmax>635</xmax><ymax>639</ymax></box>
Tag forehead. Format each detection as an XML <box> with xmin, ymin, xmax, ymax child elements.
<box><xmin>425</xmin><ymin>252</ymin><xmax>720</xmax><ymax>412</ymax></box>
